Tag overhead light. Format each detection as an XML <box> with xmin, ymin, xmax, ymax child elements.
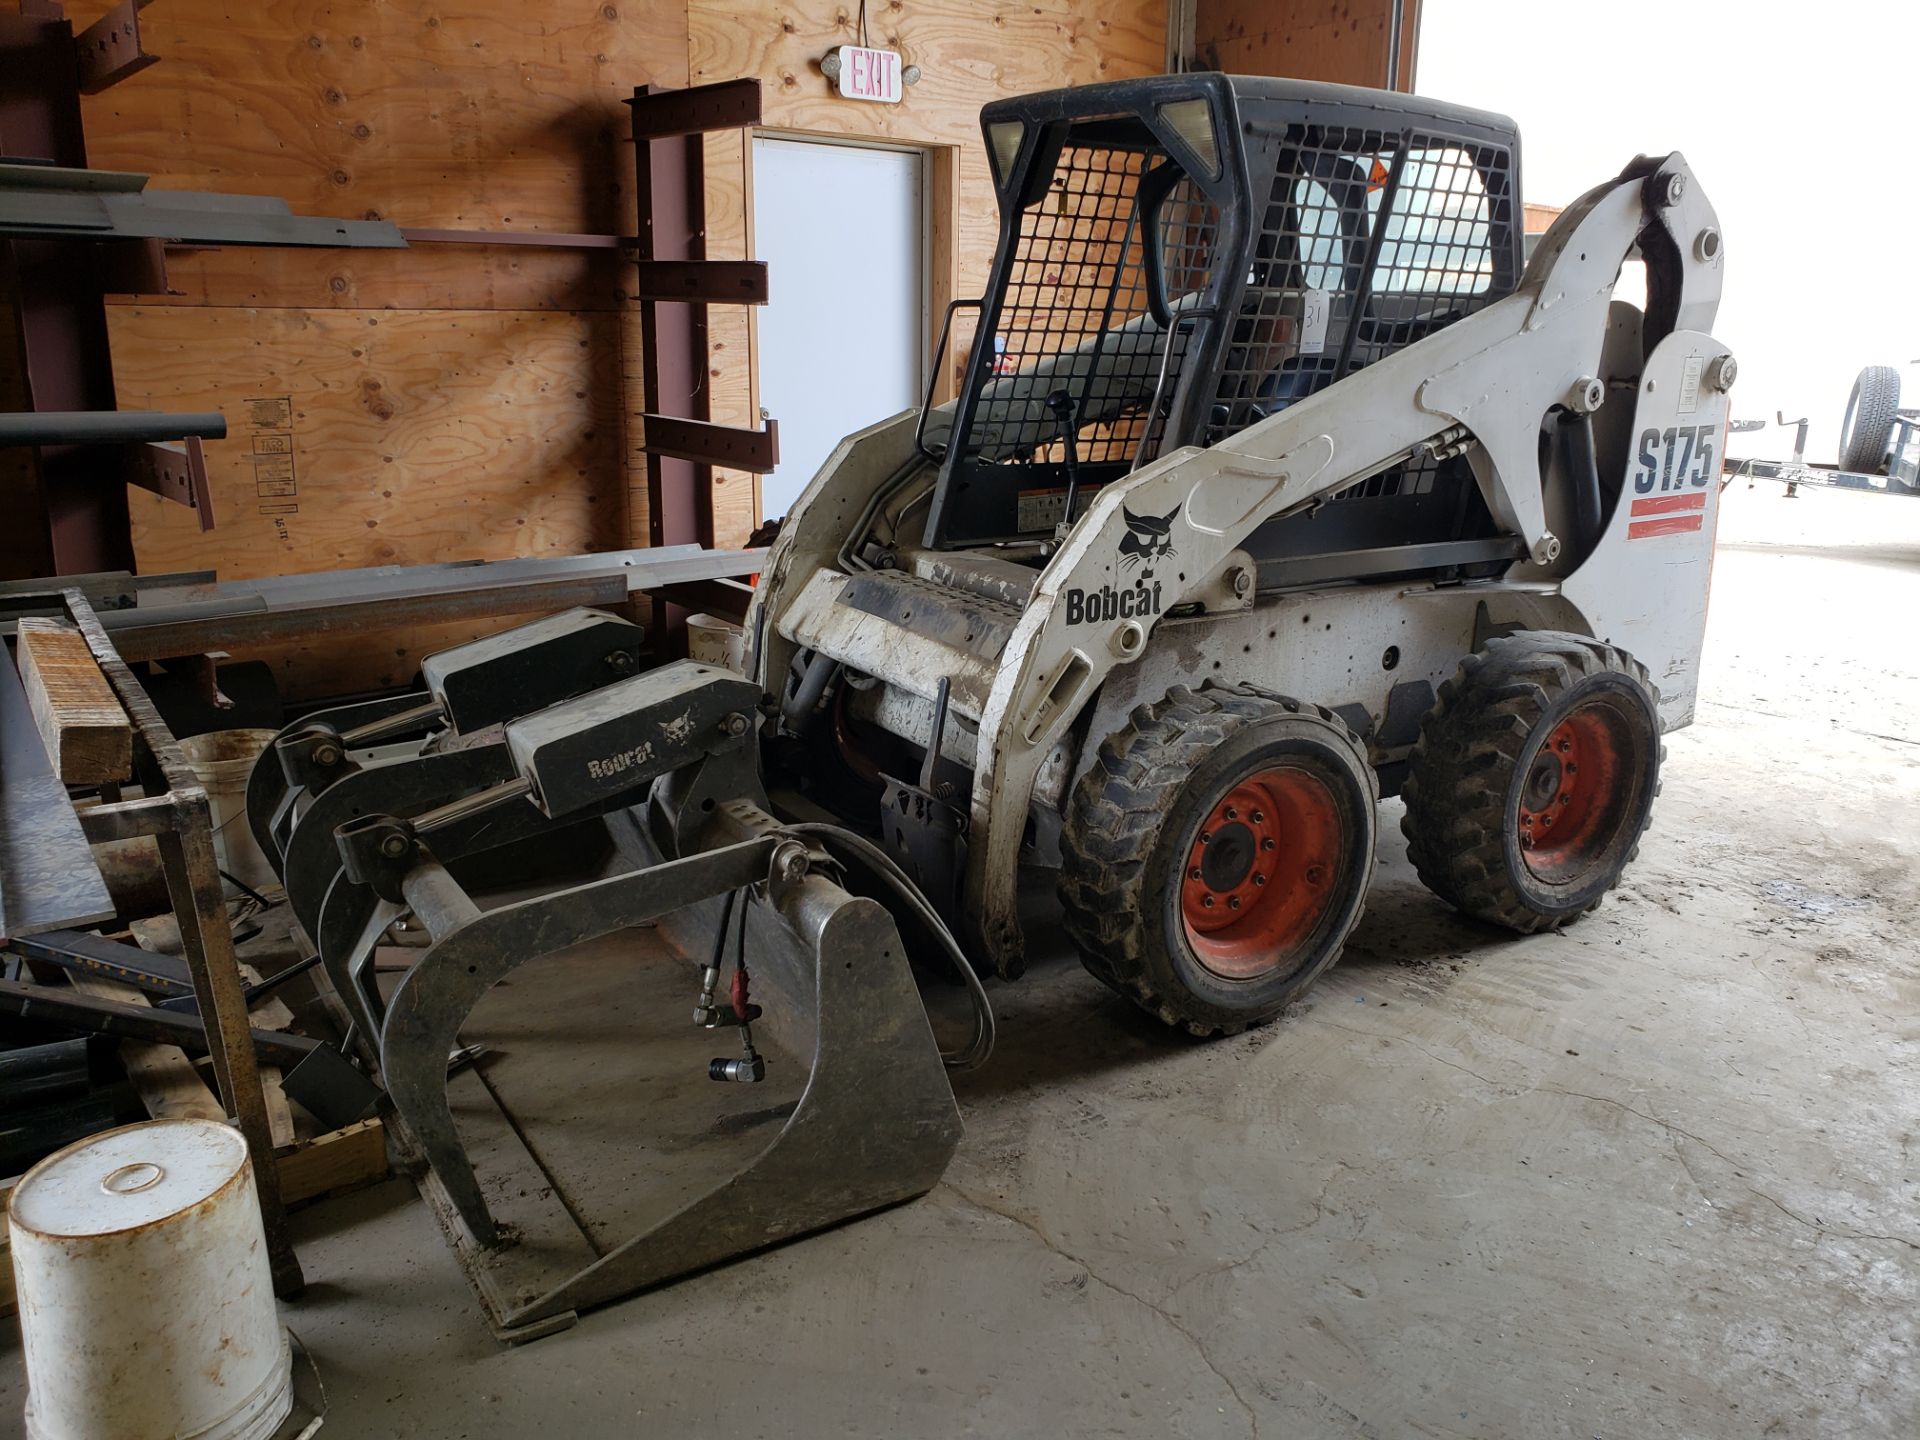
<box><xmin>1157</xmin><ymin>99</ymin><xmax>1219</xmax><ymax>178</ymax></box>
<box><xmin>987</xmin><ymin>121</ymin><xmax>1024</xmax><ymax>186</ymax></box>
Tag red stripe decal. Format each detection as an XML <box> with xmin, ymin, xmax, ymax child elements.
<box><xmin>1630</xmin><ymin>492</ymin><xmax>1707</xmax><ymax>517</ymax></box>
<box><xmin>1628</xmin><ymin>514</ymin><xmax>1705</xmax><ymax>539</ymax></box>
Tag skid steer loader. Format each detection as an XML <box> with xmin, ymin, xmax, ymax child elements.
<box><xmin>757</xmin><ymin>73</ymin><xmax>1731</xmax><ymax>1032</ymax></box>
<box><xmin>253</xmin><ymin>73</ymin><xmax>1731</xmax><ymax>1336</ymax></box>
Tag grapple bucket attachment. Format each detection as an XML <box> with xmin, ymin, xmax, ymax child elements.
<box><xmin>316</xmin><ymin>660</ymin><xmax>963</xmax><ymax>1340</ymax></box>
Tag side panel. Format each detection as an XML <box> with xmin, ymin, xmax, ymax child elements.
<box><xmin>1560</xmin><ymin>330</ymin><xmax>1732</xmax><ymax>730</ymax></box>
<box><xmin>747</xmin><ymin>409</ymin><xmax>927</xmax><ymax>694</ymax></box>
<box><xmin>1069</xmin><ymin>582</ymin><xmax>1579</xmax><ymax>798</ymax></box>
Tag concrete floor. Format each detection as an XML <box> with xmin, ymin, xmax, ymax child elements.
<box><xmin>5</xmin><ymin>479</ymin><xmax>1917</xmax><ymax>1438</ymax></box>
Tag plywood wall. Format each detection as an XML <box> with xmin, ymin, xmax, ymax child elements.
<box><xmin>55</xmin><ymin>0</ymin><xmax>685</xmax><ymax>693</ymax></box>
<box><xmin>82</xmin><ymin>0</ymin><xmax>681</xmax><ymax>229</ymax></box>
<box><xmin>46</xmin><ymin>0</ymin><xmax>1175</xmax><ymax>695</ymax></box>
<box><xmin>33</xmin><ymin>0</ymin><xmax>1401</xmax><ymax>696</ymax></box>
<box><xmin>1196</xmin><ymin>0</ymin><xmax>1417</xmax><ymax>90</ymax></box>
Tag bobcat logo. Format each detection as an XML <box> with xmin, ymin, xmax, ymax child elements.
<box><xmin>1065</xmin><ymin>501</ymin><xmax>1181</xmax><ymax>628</ymax></box>
<box><xmin>1118</xmin><ymin>503</ymin><xmax>1179</xmax><ymax>569</ymax></box>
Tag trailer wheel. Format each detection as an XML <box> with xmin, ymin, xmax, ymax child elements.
<box><xmin>1838</xmin><ymin>365</ymin><xmax>1901</xmax><ymax>475</ymax></box>
<box><xmin>1059</xmin><ymin>685</ymin><xmax>1376</xmax><ymax>1037</ymax></box>
<box><xmin>1401</xmin><ymin>633</ymin><xmax>1661</xmax><ymax>932</ymax></box>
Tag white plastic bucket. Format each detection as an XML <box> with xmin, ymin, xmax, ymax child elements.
<box><xmin>686</xmin><ymin>612</ymin><xmax>746</xmax><ymax>671</ymax></box>
<box><xmin>8</xmin><ymin>1119</ymin><xmax>294</xmax><ymax>1440</ymax></box>
<box><xmin>178</xmin><ymin>729</ymin><xmax>280</xmax><ymax>895</ymax></box>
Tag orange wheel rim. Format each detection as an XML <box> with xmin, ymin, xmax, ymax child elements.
<box><xmin>1516</xmin><ymin>701</ymin><xmax>1631</xmax><ymax>882</ymax></box>
<box><xmin>1180</xmin><ymin>766</ymin><xmax>1343</xmax><ymax>980</ymax></box>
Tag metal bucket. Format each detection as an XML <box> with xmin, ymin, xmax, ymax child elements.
<box><xmin>8</xmin><ymin>1119</ymin><xmax>294</xmax><ymax>1440</ymax></box>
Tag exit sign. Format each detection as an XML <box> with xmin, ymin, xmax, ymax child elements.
<box><xmin>832</xmin><ymin>46</ymin><xmax>903</xmax><ymax>104</ymax></box>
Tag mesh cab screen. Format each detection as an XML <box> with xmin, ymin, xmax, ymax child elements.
<box><xmin>928</xmin><ymin>90</ymin><xmax>1518</xmax><ymax>551</ymax></box>
<box><xmin>955</xmin><ymin>133</ymin><xmax>1220</xmax><ymax>484</ymax></box>
<box><xmin>1210</xmin><ymin>127</ymin><xmax>1515</xmax><ymax>498</ymax></box>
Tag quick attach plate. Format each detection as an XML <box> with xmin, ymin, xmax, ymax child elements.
<box><xmin>505</xmin><ymin>660</ymin><xmax>760</xmax><ymax>819</ymax></box>
<box><xmin>420</xmin><ymin>607</ymin><xmax>644</xmax><ymax>732</ymax></box>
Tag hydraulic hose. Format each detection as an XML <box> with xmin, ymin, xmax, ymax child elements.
<box><xmin>782</xmin><ymin>822</ymin><xmax>995</xmax><ymax>1071</ymax></box>
<box><xmin>780</xmin><ymin>650</ymin><xmax>838</xmax><ymax>734</ymax></box>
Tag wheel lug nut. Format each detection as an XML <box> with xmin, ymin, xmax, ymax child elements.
<box><xmin>1260</xmin><ymin>837</ymin><xmax>1275</xmax><ymax>851</ymax></box>
<box><xmin>1252</xmin><ymin>873</ymin><xmax>1266</xmax><ymax>886</ymax></box>
<box><xmin>1250</xmin><ymin>810</ymin><xmax>1264</xmax><ymax>824</ymax></box>
<box><xmin>1224</xmin><ymin>806</ymin><xmax>1237</xmax><ymax>820</ymax></box>
<box><xmin>1566</xmin><ymin>762</ymin><xmax>1577</xmax><ymax>774</ymax></box>
<box><xmin>1199</xmin><ymin>832</ymin><xmax>1210</xmax><ymax>845</ymax></box>
<box><xmin>1188</xmin><ymin>867</ymin><xmax>1202</xmax><ymax>881</ymax></box>
<box><xmin>1305</xmin><ymin>865</ymin><xmax>1324</xmax><ymax>885</ymax></box>
<box><xmin>1228</xmin><ymin>896</ymin><xmax>1241</xmax><ymax>910</ymax></box>
<box><xmin>1202</xmin><ymin>894</ymin><xmax>1215</xmax><ymax>908</ymax></box>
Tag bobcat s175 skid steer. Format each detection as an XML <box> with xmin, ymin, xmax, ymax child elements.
<box><xmin>752</xmin><ymin>72</ymin><xmax>1732</xmax><ymax>1034</ymax></box>
<box><xmin>255</xmin><ymin>72</ymin><xmax>1730</xmax><ymax>1336</ymax></box>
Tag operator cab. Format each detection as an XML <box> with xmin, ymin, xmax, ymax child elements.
<box><xmin>918</xmin><ymin>73</ymin><xmax>1524</xmax><ymax>584</ymax></box>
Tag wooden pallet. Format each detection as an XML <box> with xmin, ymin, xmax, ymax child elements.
<box><xmin>276</xmin><ymin>1117</ymin><xmax>388</xmax><ymax>1207</ymax></box>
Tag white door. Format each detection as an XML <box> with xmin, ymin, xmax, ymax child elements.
<box><xmin>752</xmin><ymin>137</ymin><xmax>925</xmax><ymax>518</ymax></box>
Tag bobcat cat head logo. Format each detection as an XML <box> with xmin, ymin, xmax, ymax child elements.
<box><xmin>1118</xmin><ymin>503</ymin><xmax>1179</xmax><ymax>568</ymax></box>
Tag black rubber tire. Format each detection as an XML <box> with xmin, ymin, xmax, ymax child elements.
<box><xmin>1400</xmin><ymin>632</ymin><xmax>1662</xmax><ymax>933</ymax></box>
<box><xmin>1838</xmin><ymin>365</ymin><xmax>1901</xmax><ymax>474</ymax></box>
<box><xmin>1058</xmin><ymin>683</ymin><xmax>1377</xmax><ymax>1037</ymax></box>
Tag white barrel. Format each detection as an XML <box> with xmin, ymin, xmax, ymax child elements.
<box><xmin>685</xmin><ymin>612</ymin><xmax>746</xmax><ymax>671</ymax></box>
<box><xmin>8</xmin><ymin>1119</ymin><xmax>293</xmax><ymax>1440</ymax></box>
<box><xmin>178</xmin><ymin>728</ymin><xmax>280</xmax><ymax>895</ymax></box>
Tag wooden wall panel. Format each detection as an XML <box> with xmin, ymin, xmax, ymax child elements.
<box><xmin>1195</xmin><ymin>0</ymin><xmax>1413</xmax><ymax>89</ymax></box>
<box><xmin>59</xmin><ymin>0</ymin><xmax>680</xmax><ymax>692</ymax></box>
<box><xmin>1524</xmin><ymin>202</ymin><xmax>1564</xmax><ymax>235</ymax></box>
<box><xmin>697</xmin><ymin>127</ymin><xmax>759</xmax><ymax>547</ymax></box>
<box><xmin>690</xmin><ymin>0</ymin><xmax>1163</xmax><ymax>148</ymax></box>
<box><xmin>74</xmin><ymin>0</ymin><xmax>688</xmax><ymax>231</ymax></box>
<box><xmin>110</xmin><ymin>303</ymin><xmax>626</xmax><ymax>697</ymax></box>
<box><xmin>143</xmin><ymin>246</ymin><xmax>633</xmax><ymax>316</ymax></box>
<box><xmin>113</xmin><ymin>304</ymin><xmax>625</xmax><ymax>577</ymax></box>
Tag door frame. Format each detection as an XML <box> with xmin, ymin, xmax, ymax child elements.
<box><xmin>745</xmin><ymin>131</ymin><xmax>963</xmax><ymax>440</ymax></box>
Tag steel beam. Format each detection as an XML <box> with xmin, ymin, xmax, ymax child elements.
<box><xmin>0</xmin><ymin>975</ymin><xmax>378</xmax><ymax>1129</ymax></box>
<box><xmin>630</xmin><ymin>259</ymin><xmax>767</xmax><ymax>304</ymax></box>
<box><xmin>639</xmin><ymin>414</ymin><xmax>779</xmax><ymax>473</ymax></box>
<box><xmin>0</xmin><ymin>409</ymin><xmax>227</xmax><ymax>446</ymax></box>
<box><xmin>45</xmin><ymin>547</ymin><xmax>763</xmax><ymax>659</ymax></box>
<box><xmin>7</xmin><ymin>928</ymin><xmax>194</xmax><ymax>997</ymax></box>
<box><xmin>0</xmin><ymin>639</ymin><xmax>116</xmax><ymax>939</ymax></box>
<box><xmin>73</xmin><ymin>0</ymin><xmax>157</xmax><ymax>94</ymax></box>
<box><xmin>624</xmin><ymin>78</ymin><xmax>763</xmax><ymax>139</ymax></box>
<box><xmin>103</xmin><ymin>573</ymin><xmax>629</xmax><ymax>661</ymax></box>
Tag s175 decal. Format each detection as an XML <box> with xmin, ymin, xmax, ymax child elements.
<box><xmin>1633</xmin><ymin>424</ymin><xmax>1715</xmax><ymax>493</ymax></box>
